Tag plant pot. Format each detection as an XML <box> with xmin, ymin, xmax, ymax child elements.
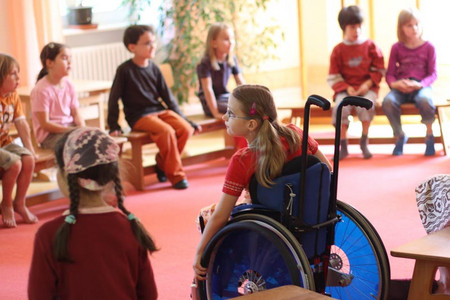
<box><xmin>68</xmin><ymin>6</ymin><xmax>93</xmax><ymax>25</ymax></box>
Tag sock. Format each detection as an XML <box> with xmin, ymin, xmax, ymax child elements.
<box><xmin>340</xmin><ymin>139</ymin><xmax>349</xmax><ymax>160</ymax></box>
<box><xmin>360</xmin><ymin>134</ymin><xmax>372</xmax><ymax>159</ymax></box>
<box><xmin>425</xmin><ymin>135</ymin><xmax>435</xmax><ymax>156</ymax></box>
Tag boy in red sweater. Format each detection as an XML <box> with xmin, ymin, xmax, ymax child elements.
<box><xmin>327</xmin><ymin>5</ymin><xmax>385</xmax><ymax>160</ymax></box>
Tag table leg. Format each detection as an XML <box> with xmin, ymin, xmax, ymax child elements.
<box><xmin>408</xmin><ymin>260</ymin><xmax>450</xmax><ymax>300</ymax></box>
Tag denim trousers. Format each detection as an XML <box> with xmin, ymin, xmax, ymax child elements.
<box><xmin>382</xmin><ymin>87</ymin><xmax>435</xmax><ymax>137</ymax></box>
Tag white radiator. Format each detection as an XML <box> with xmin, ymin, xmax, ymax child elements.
<box><xmin>70</xmin><ymin>43</ymin><xmax>132</xmax><ymax>82</ymax></box>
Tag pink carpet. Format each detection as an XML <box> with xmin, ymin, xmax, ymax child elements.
<box><xmin>0</xmin><ymin>144</ymin><xmax>449</xmax><ymax>299</ymax></box>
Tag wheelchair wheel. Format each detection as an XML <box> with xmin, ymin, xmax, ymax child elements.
<box><xmin>326</xmin><ymin>200</ymin><xmax>390</xmax><ymax>300</ymax></box>
<box><xmin>199</xmin><ymin>213</ymin><xmax>314</xmax><ymax>299</ymax></box>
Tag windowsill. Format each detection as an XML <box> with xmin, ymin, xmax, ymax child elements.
<box><xmin>63</xmin><ymin>22</ymin><xmax>129</xmax><ymax>37</ymax></box>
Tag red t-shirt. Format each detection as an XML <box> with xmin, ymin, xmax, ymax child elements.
<box><xmin>223</xmin><ymin>124</ymin><xmax>319</xmax><ymax>197</ymax></box>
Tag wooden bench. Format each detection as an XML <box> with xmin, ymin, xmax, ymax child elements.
<box><xmin>228</xmin><ymin>285</ymin><xmax>336</xmax><ymax>299</ymax></box>
<box><xmin>281</xmin><ymin>101</ymin><xmax>450</xmax><ymax>155</ymax></box>
<box><xmin>391</xmin><ymin>227</ymin><xmax>450</xmax><ymax>300</ymax></box>
<box><xmin>122</xmin><ymin>116</ymin><xmax>235</xmax><ymax>190</ymax></box>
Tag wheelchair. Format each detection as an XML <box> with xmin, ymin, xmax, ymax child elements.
<box><xmin>196</xmin><ymin>96</ymin><xmax>391</xmax><ymax>300</ymax></box>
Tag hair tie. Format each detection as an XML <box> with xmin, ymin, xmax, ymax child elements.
<box><xmin>127</xmin><ymin>213</ymin><xmax>139</xmax><ymax>222</ymax></box>
<box><xmin>249</xmin><ymin>102</ymin><xmax>257</xmax><ymax>115</ymax></box>
<box><xmin>262</xmin><ymin>116</ymin><xmax>269</xmax><ymax>121</ymax></box>
<box><xmin>64</xmin><ymin>214</ymin><xmax>76</xmax><ymax>225</ymax></box>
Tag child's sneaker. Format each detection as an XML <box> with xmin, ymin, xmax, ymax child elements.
<box><xmin>425</xmin><ymin>135</ymin><xmax>435</xmax><ymax>156</ymax></box>
<box><xmin>393</xmin><ymin>135</ymin><xmax>408</xmax><ymax>156</ymax></box>
<box><xmin>360</xmin><ymin>134</ymin><xmax>372</xmax><ymax>159</ymax></box>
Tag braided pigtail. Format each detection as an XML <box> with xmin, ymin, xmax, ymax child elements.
<box><xmin>114</xmin><ymin>174</ymin><xmax>158</xmax><ymax>253</ymax></box>
<box><xmin>53</xmin><ymin>173</ymin><xmax>80</xmax><ymax>262</ymax></box>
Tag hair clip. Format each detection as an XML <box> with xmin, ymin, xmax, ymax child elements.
<box><xmin>262</xmin><ymin>115</ymin><xmax>269</xmax><ymax>121</ymax></box>
<box><xmin>127</xmin><ymin>213</ymin><xmax>140</xmax><ymax>222</ymax></box>
<box><xmin>64</xmin><ymin>214</ymin><xmax>76</xmax><ymax>225</ymax></box>
<box><xmin>250</xmin><ymin>102</ymin><xmax>257</xmax><ymax>115</ymax></box>
<box><xmin>48</xmin><ymin>43</ymin><xmax>55</xmax><ymax>49</ymax></box>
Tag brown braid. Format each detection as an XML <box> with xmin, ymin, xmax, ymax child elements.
<box><xmin>114</xmin><ymin>174</ymin><xmax>158</xmax><ymax>253</ymax></box>
<box><xmin>53</xmin><ymin>174</ymin><xmax>80</xmax><ymax>262</ymax></box>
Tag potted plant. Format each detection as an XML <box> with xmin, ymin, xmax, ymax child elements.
<box><xmin>68</xmin><ymin>1</ymin><xmax>93</xmax><ymax>25</ymax></box>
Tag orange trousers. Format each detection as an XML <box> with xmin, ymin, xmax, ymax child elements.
<box><xmin>133</xmin><ymin>110</ymin><xmax>194</xmax><ymax>184</ymax></box>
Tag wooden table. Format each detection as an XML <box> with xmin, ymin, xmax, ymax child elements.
<box><xmin>391</xmin><ymin>227</ymin><xmax>450</xmax><ymax>300</ymax></box>
<box><xmin>228</xmin><ymin>285</ymin><xmax>336</xmax><ymax>299</ymax></box>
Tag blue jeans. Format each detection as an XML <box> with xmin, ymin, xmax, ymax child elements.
<box><xmin>382</xmin><ymin>87</ymin><xmax>435</xmax><ymax>137</ymax></box>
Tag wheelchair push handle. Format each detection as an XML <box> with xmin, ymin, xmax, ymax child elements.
<box><xmin>306</xmin><ymin>94</ymin><xmax>331</xmax><ymax>111</ymax></box>
<box><xmin>340</xmin><ymin>96</ymin><xmax>373</xmax><ymax>110</ymax></box>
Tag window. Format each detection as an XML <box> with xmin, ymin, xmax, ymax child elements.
<box><xmin>59</xmin><ymin>0</ymin><xmax>163</xmax><ymax>29</ymax></box>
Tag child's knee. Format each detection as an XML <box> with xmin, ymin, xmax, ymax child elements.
<box><xmin>6</xmin><ymin>160</ymin><xmax>22</xmax><ymax>175</ymax></box>
<box><xmin>21</xmin><ymin>155</ymin><xmax>35</xmax><ymax>170</ymax></box>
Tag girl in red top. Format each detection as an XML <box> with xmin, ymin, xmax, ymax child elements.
<box><xmin>193</xmin><ymin>84</ymin><xmax>331</xmax><ymax>280</ymax></box>
<box><xmin>28</xmin><ymin>127</ymin><xmax>158</xmax><ymax>299</ymax></box>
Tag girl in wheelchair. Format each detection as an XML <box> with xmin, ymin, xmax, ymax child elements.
<box><xmin>193</xmin><ymin>84</ymin><xmax>331</xmax><ymax>281</ymax></box>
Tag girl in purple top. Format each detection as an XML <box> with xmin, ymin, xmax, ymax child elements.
<box><xmin>382</xmin><ymin>8</ymin><xmax>437</xmax><ymax>156</ymax></box>
<box><xmin>197</xmin><ymin>23</ymin><xmax>245</xmax><ymax>119</ymax></box>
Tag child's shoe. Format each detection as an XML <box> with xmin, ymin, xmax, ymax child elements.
<box><xmin>173</xmin><ymin>179</ymin><xmax>189</xmax><ymax>190</ymax></box>
<box><xmin>360</xmin><ymin>134</ymin><xmax>372</xmax><ymax>159</ymax></box>
<box><xmin>155</xmin><ymin>164</ymin><xmax>167</xmax><ymax>182</ymax></box>
<box><xmin>393</xmin><ymin>135</ymin><xmax>408</xmax><ymax>156</ymax></box>
<box><xmin>425</xmin><ymin>135</ymin><xmax>435</xmax><ymax>156</ymax></box>
<box><xmin>339</xmin><ymin>139</ymin><xmax>349</xmax><ymax>160</ymax></box>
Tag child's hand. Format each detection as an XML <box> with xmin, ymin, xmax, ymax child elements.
<box><xmin>405</xmin><ymin>79</ymin><xmax>422</xmax><ymax>91</ymax></box>
<box><xmin>193</xmin><ymin>255</ymin><xmax>207</xmax><ymax>281</ymax></box>
<box><xmin>356</xmin><ymin>83</ymin><xmax>370</xmax><ymax>96</ymax></box>
<box><xmin>346</xmin><ymin>86</ymin><xmax>357</xmax><ymax>96</ymax></box>
<box><xmin>195</xmin><ymin>125</ymin><xmax>202</xmax><ymax>134</ymax></box>
<box><xmin>109</xmin><ymin>130</ymin><xmax>121</xmax><ymax>137</ymax></box>
<box><xmin>213</xmin><ymin>112</ymin><xmax>223</xmax><ymax>120</ymax></box>
<box><xmin>392</xmin><ymin>79</ymin><xmax>410</xmax><ymax>93</ymax></box>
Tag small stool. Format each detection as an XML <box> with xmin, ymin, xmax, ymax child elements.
<box><xmin>391</xmin><ymin>227</ymin><xmax>450</xmax><ymax>300</ymax></box>
<box><xmin>228</xmin><ymin>285</ymin><xmax>336</xmax><ymax>299</ymax></box>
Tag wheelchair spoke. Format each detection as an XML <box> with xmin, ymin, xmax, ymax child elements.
<box><xmin>325</xmin><ymin>201</ymin><xmax>389</xmax><ymax>300</ymax></box>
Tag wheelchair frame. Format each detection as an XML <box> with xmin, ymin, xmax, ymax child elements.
<box><xmin>196</xmin><ymin>96</ymin><xmax>391</xmax><ymax>300</ymax></box>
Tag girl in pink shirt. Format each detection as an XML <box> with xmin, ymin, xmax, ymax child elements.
<box><xmin>31</xmin><ymin>42</ymin><xmax>85</xmax><ymax>149</ymax></box>
<box><xmin>193</xmin><ymin>84</ymin><xmax>331</xmax><ymax>280</ymax></box>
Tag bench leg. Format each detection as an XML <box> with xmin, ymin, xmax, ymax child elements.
<box><xmin>130</xmin><ymin>140</ymin><xmax>145</xmax><ymax>191</ymax></box>
<box><xmin>408</xmin><ymin>260</ymin><xmax>450</xmax><ymax>300</ymax></box>
<box><xmin>437</xmin><ymin>106</ymin><xmax>449</xmax><ymax>156</ymax></box>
